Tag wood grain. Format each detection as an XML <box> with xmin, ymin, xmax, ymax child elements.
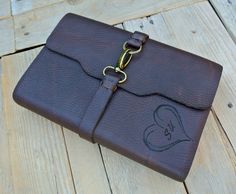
<box><xmin>0</xmin><ymin>60</ymin><xmax>14</xmax><ymax>194</ymax></box>
<box><xmin>1</xmin><ymin>48</ymin><xmax>76</xmax><ymax>194</ymax></box>
<box><xmin>11</xmin><ymin>0</ymin><xmax>64</xmax><ymax>15</ymax></box>
<box><xmin>0</xmin><ymin>17</ymin><xmax>15</xmax><ymax>56</ymax></box>
<box><xmin>210</xmin><ymin>0</ymin><xmax>236</xmax><ymax>43</ymax></box>
<box><xmin>101</xmin><ymin>146</ymin><xmax>187</xmax><ymax>194</ymax></box>
<box><xmin>13</xmin><ymin>0</ymin><xmax>203</xmax><ymax>50</ymax></box>
<box><xmin>186</xmin><ymin>112</ymin><xmax>236</xmax><ymax>194</ymax></box>
<box><xmin>0</xmin><ymin>0</ymin><xmax>11</xmax><ymax>19</ymax></box>
<box><xmin>63</xmin><ymin>129</ymin><xmax>111</xmax><ymax>194</ymax></box>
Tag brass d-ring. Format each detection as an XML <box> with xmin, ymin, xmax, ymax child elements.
<box><xmin>102</xmin><ymin>66</ymin><xmax>127</xmax><ymax>84</ymax></box>
<box><xmin>123</xmin><ymin>41</ymin><xmax>142</xmax><ymax>54</ymax></box>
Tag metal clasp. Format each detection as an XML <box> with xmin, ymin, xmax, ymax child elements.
<box><xmin>116</xmin><ymin>48</ymin><xmax>132</xmax><ymax>70</ymax></box>
<box><xmin>102</xmin><ymin>66</ymin><xmax>127</xmax><ymax>84</ymax></box>
<box><xmin>103</xmin><ymin>42</ymin><xmax>142</xmax><ymax>84</ymax></box>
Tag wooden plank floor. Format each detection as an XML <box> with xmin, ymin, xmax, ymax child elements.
<box><xmin>0</xmin><ymin>1</ymin><xmax>236</xmax><ymax>194</ymax></box>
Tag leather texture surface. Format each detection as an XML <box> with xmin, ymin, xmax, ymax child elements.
<box><xmin>79</xmin><ymin>74</ymin><xmax>120</xmax><ymax>143</ymax></box>
<box><xmin>13</xmin><ymin>13</ymin><xmax>222</xmax><ymax>181</ymax></box>
<box><xmin>46</xmin><ymin>14</ymin><xmax>222</xmax><ymax>109</ymax></box>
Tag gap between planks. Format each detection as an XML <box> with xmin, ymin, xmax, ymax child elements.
<box><xmin>61</xmin><ymin>126</ymin><xmax>77</xmax><ymax>193</ymax></box>
<box><xmin>12</xmin><ymin>0</ymin><xmax>204</xmax><ymax>50</ymax></box>
<box><xmin>211</xmin><ymin>107</ymin><xmax>236</xmax><ymax>155</ymax></box>
<box><xmin>209</xmin><ymin>0</ymin><xmax>236</xmax><ymax>44</ymax></box>
<box><xmin>1</xmin><ymin>0</ymin><xmax>205</xmax><ymax>57</ymax></box>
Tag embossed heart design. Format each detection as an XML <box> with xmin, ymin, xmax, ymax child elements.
<box><xmin>143</xmin><ymin>104</ymin><xmax>191</xmax><ymax>152</ymax></box>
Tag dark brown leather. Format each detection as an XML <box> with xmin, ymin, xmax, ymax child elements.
<box><xmin>46</xmin><ymin>15</ymin><xmax>221</xmax><ymax>109</ymax></box>
<box><xmin>126</xmin><ymin>31</ymin><xmax>149</xmax><ymax>49</ymax></box>
<box><xmin>79</xmin><ymin>74</ymin><xmax>119</xmax><ymax>143</ymax></box>
<box><xmin>13</xmin><ymin>13</ymin><xmax>223</xmax><ymax>182</ymax></box>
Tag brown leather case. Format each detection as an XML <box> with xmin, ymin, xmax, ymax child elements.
<box><xmin>13</xmin><ymin>13</ymin><xmax>222</xmax><ymax>181</ymax></box>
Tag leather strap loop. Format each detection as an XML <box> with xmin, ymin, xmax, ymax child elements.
<box><xmin>78</xmin><ymin>74</ymin><xmax>119</xmax><ymax>143</ymax></box>
<box><xmin>79</xmin><ymin>31</ymin><xmax>148</xmax><ymax>143</ymax></box>
<box><xmin>126</xmin><ymin>31</ymin><xmax>149</xmax><ymax>49</ymax></box>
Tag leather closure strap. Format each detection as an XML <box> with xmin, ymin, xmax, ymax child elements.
<box><xmin>79</xmin><ymin>74</ymin><xmax>119</xmax><ymax>142</ymax></box>
<box><xmin>126</xmin><ymin>31</ymin><xmax>149</xmax><ymax>49</ymax></box>
<box><xmin>79</xmin><ymin>31</ymin><xmax>148</xmax><ymax>142</ymax></box>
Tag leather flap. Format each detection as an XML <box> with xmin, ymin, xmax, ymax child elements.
<box><xmin>46</xmin><ymin>13</ymin><xmax>222</xmax><ymax>110</ymax></box>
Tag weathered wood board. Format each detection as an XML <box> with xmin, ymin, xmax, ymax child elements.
<box><xmin>11</xmin><ymin>0</ymin><xmax>64</xmax><ymax>15</ymax></box>
<box><xmin>186</xmin><ymin>112</ymin><xmax>236</xmax><ymax>194</ymax></box>
<box><xmin>210</xmin><ymin>0</ymin><xmax>236</xmax><ymax>43</ymax></box>
<box><xmin>13</xmin><ymin>0</ymin><xmax>203</xmax><ymax>50</ymax></box>
<box><xmin>0</xmin><ymin>18</ymin><xmax>15</xmax><ymax>56</ymax></box>
<box><xmin>1</xmin><ymin>48</ymin><xmax>76</xmax><ymax>194</ymax></box>
<box><xmin>0</xmin><ymin>59</ymin><xmax>14</xmax><ymax>194</ymax></box>
<box><xmin>63</xmin><ymin>129</ymin><xmax>111</xmax><ymax>194</ymax></box>
<box><xmin>101</xmin><ymin>145</ymin><xmax>187</xmax><ymax>194</ymax></box>
<box><xmin>0</xmin><ymin>0</ymin><xmax>11</xmax><ymax>19</ymax></box>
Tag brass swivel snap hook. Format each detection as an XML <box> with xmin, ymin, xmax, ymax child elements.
<box><xmin>116</xmin><ymin>48</ymin><xmax>132</xmax><ymax>71</ymax></box>
<box><xmin>103</xmin><ymin>42</ymin><xmax>142</xmax><ymax>84</ymax></box>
